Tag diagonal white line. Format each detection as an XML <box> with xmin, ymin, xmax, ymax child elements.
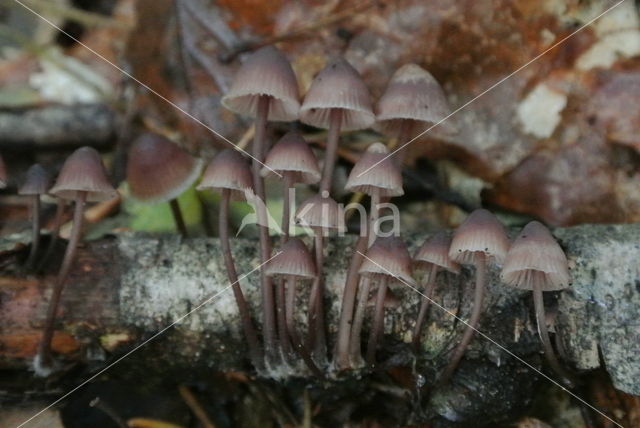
<box><xmin>356</xmin><ymin>250</ymin><xmax>625</xmax><ymax>428</ymax></box>
<box><xmin>11</xmin><ymin>0</ymin><xmax>282</xmax><ymax>178</ymax></box>
<box><xmin>15</xmin><ymin>251</ymin><xmax>283</xmax><ymax>428</ymax></box>
<box><xmin>357</xmin><ymin>0</ymin><xmax>628</xmax><ymax>178</ymax></box>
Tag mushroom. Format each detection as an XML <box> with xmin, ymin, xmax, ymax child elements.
<box><xmin>38</xmin><ymin>197</ymin><xmax>67</xmax><ymax>272</ymax></box>
<box><xmin>376</xmin><ymin>63</ymin><xmax>452</xmax><ymax>165</ymax></box>
<box><xmin>295</xmin><ymin>193</ymin><xmax>344</xmax><ymax>360</ymax></box>
<box><xmin>300</xmin><ymin>57</ymin><xmax>375</xmax><ymax>194</ymax></box>
<box><xmin>37</xmin><ymin>147</ymin><xmax>117</xmax><ymax>373</ymax></box>
<box><xmin>197</xmin><ymin>149</ymin><xmax>263</xmax><ymax>369</ymax></box>
<box><xmin>222</xmin><ymin>46</ymin><xmax>300</xmax><ymax>359</ymax></box>
<box><xmin>126</xmin><ymin>132</ymin><xmax>203</xmax><ymax>237</ymax></box>
<box><xmin>501</xmin><ymin>221</ymin><xmax>574</xmax><ymax>386</ymax></box>
<box><xmin>343</xmin><ymin>142</ymin><xmax>404</xmax><ymax>364</ymax></box>
<box><xmin>18</xmin><ymin>164</ymin><xmax>52</xmax><ymax>269</ymax></box>
<box><xmin>439</xmin><ymin>209</ymin><xmax>509</xmax><ymax>383</ymax></box>
<box><xmin>0</xmin><ymin>153</ymin><xmax>6</xmax><ymax>188</ymax></box>
<box><xmin>411</xmin><ymin>232</ymin><xmax>460</xmax><ymax>350</ymax></box>
<box><xmin>262</xmin><ymin>132</ymin><xmax>320</xmax><ymax>358</ymax></box>
<box><xmin>359</xmin><ymin>236</ymin><xmax>415</xmax><ymax>365</ymax></box>
<box><xmin>262</xmin><ymin>131</ymin><xmax>321</xmax><ymax>240</ymax></box>
<box><xmin>265</xmin><ymin>238</ymin><xmax>318</xmax><ymax>370</ymax></box>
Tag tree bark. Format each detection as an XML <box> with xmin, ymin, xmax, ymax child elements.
<box><xmin>1</xmin><ymin>224</ymin><xmax>639</xmax><ymax>400</ymax></box>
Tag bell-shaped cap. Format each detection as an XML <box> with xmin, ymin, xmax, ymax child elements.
<box><xmin>18</xmin><ymin>164</ymin><xmax>52</xmax><ymax>195</ymax></box>
<box><xmin>295</xmin><ymin>193</ymin><xmax>344</xmax><ymax>232</ymax></box>
<box><xmin>198</xmin><ymin>149</ymin><xmax>253</xmax><ymax>199</ymax></box>
<box><xmin>127</xmin><ymin>133</ymin><xmax>203</xmax><ymax>204</ymax></box>
<box><xmin>300</xmin><ymin>57</ymin><xmax>375</xmax><ymax>131</ymax></box>
<box><xmin>261</xmin><ymin>132</ymin><xmax>320</xmax><ymax>184</ymax></box>
<box><xmin>376</xmin><ymin>64</ymin><xmax>452</xmax><ymax>135</ymax></box>
<box><xmin>359</xmin><ymin>236</ymin><xmax>415</xmax><ymax>285</ymax></box>
<box><xmin>222</xmin><ymin>46</ymin><xmax>300</xmax><ymax>121</ymax></box>
<box><xmin>0</xmin><ymin>154</ymin><xmax>7</xmax><ymax>189</ymax></box>
<box><xmin>501</xmin><ymin>221</ymin><xmax>570</xmax><ymax>291</ymax></box>
<box><xmin>266</xmin><ymin>238</ymin><xmax>316</xmax><ymax>279</ymax></box>
<box><xmin>50</xmin><ymin>147</ymin><xmax>118</xmax><ymax>201</ymax></box>
<box><xmin>345</xmin><ymin>142</ymin><xmax>403</xmax><ymax>197</ymax></box>
<box><xmin>448</xmin><ymin>209</ymin><xmax>510</xmax><ymax>265</ymax></box>
<box><xmin>414</xmin><ymin>232</ymin><xmax>460</xmax><ymax>274</ymax></box>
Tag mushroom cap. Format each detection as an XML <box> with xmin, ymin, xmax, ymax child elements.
<box><xmin>197</xmin><ymin>149</ymin><xmax>253</xmax><ymax>199</ymax></box>
<box><xmin>294</xmin><ymin>193</ymin><xmax>344</xmax><ymax>232</ymax></box>
<box><xmin>50</xmin><ymin>147</ymin><xmax>118</xmax><ymax>202</ymax></box>
<box><xmin>127</xmin><ymin>133</ymin><xmax>203</xmax><ymax>204</ymax></box>
<box><xmin>222</xmin><ymin>45</ymin><xmax>300</xmax><ymax>121</ymax></box>
<box><xmin>261</xmin><ymin>132</ymin><xmax>320</xmax><ymax>184</ymax></box>
<box><xmin>501</xmin><ymin>221</ymin><xmax>570</xmax><ymax>291</ymax></box>
<box><xmin>376</xmin><ymin>64</ymin><xmax>452</xmax><ymax>135</ymax></box>
<box><xmin>359</xmin><ymin>236</ymin><xmax>415</xmax><ymax>285</ymax></box>
<box><xmin>344</xmin><ymin>142</ymin><xmax>403</xmax><ymax>197</ymax></box>
<box><xmin>448</xmin><ymin>209</ymin><xmax>510</xmax><ymax>265</ymax></box>
<box><xmin>18</xmin><ymin>164</ymin><xmax>52</xmax><ymax>195</ymax></box>
<box><xmin>300</xmin><ymin>57</ymin><xmax>375</xmax><ymax>131</ymax></box>
<box><xmin>414</xmin><ymin>232</ymin><xmax>460</xmax><ymax>274</ymax></box>
<box><xmin>266</xmin><ymin>238</ymin><xmax>316</xmax><ymax>279</ymax></box>
<box><xmin>0</xmin><ymin>154</ymin><xmax>6</xmax><ymax>189</ymax></box>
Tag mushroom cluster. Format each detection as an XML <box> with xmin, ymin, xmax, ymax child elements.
<box><xmin>1</xmin><ymin>46</ymin><xmax>575</xmax><ymax>386</ymax></box>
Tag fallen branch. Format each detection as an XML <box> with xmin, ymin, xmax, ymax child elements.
<box><xmin>0</xmin><ymin>224</ymin><xmax>638</xmax><ymax>423</ymax></box>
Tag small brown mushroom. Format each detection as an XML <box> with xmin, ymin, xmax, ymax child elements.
<box><xmin>18</xmin><ymin>164</ymin><xmax>52</xmax><ymax>269</ymax></box>
<box><xmin>376</xmin><ymin>63</ymin><xmax>453</xmax><ymax>164</ymax></box>
<box><xmin>37</xmin><ymin>147</ymin><xmax>117</xmax><ymax>374</ymax></box>
<box><xmin>501</xmin><ymin>221</ymin><xmax>574</xmax><ymax>386</ymax></box>
<box><xmin>300</xmin><ymin>57</ymin><xmax>375</xmax><ymax>194</ymax></box>
<box><xmin>439</xmin><ymin>209</ymin><xmax>509</xmax><ymax>383</ymax></box>
<box><xmin>265</xmin><ymin>237</ymin><xmax>320</xmax><ymax>375</ymax></box>
<box><xmin>343</xmin><ymin>142</ymin><xmax>403</xmax><ymax>364</ymax></box>
<box><xmin>262</xmin><ymin>131</ymin><xmax>320</xmax><ymax>359</ymax></box>
<box><xmin>295</xmin><ymin>193</ymin><xmax>344</xmax><ymax>361</ymax></box>
<box><xmin>127</xmin><ymin>132</ymin><xmax>203</xmax><ymax>237</ymax></box>
<box><xmin>412</xmin><ymin>232</ymin><xmax>460</xmax><ymax>350</ymax></box>
<box><xmin>262</xmin><ymin>131</ymin><xmax>321</xmax><ymax>240</ymax></box>
<box><xmin>197</xmin><ymin>149</ymin><xmax>262</xmax><ymax>369</ymax></box>
<box><xmin>222</xmin><ymin>46</ymin><xmax>300</xmax><ymax>360</ymax></box>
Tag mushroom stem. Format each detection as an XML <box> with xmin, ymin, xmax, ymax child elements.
<box><xmin>307</xmin><ymin>233</ymin><xmax>327</xmax><ymax>360</ymax></box>
<box><xmin>440</xmin><ymin>253</ymin><xmax>487</xmax><ymax>383</ymax></box>
<box><xmin>169</xmin><ymin>198</ymin><xmax>188</xmax><ymax>237</ymax></box>
<box><xmin>281</xmin><ymin>173</ymin><xmax>293</xmax><ymax>240</ymax></box>
<box><xmin>532</xmin><ymin>279</ymin><xmax>575</xmax><ymax>387</ymax></box>
<box><xmin>278</xmin><ymin>175</ymin><xmax>293</xmax><ymax>359</ymax></box>
<box><xmin>276</xmin><ymin>278</ymin><xmax>292</xmax><ymax>358</ymax></box>
<box><xmin>285</xmin><ymin>274</ymin><xmax>297</xmax><ymax>344</ymax></box>
<box><xmin>38</xmin><ymin>198</ymin><xmax>65</xmax><ymax>272</ymax></box>
<box><xmin>252</xmin><ymin>94</ymin><xmax>277</xmax><ymax>360</ymax></box>
<box><xmin>393</xmin><ymin>120</ymin><xmax>413</xmax><ymax>166</ymax></box>
<box><xmin>285</xmin><ymin>274</ymin><xmax>325</xmax><ymax>378</ymax></box>
<box><xmin>37</xmin><ymin>191</ymin><xmax>87</xmax><ymax>370</ymax></box>
<box><xmin>412</xmin><ymin>266</ymin><xmax>439</xmax><ymax>350</ymax></box>
<box><xmin>349</xmin><ymin>276</ymin><xmax>371</xmax><ymax>362</ymax></box>
<box><xmin>335</xmin><ymin>235</ymin><xmax>367</xmax><ymax>368</ymax></box>
<box><xmin>219</xmin><ymin>189</ymin><xmax>263</xmax><ymax>369</ymax></box>
<box><xmin>25</xmin><ymin>194</ymin><xmax>41</xmax><ymax>269</ymax></box>
<box><xmin>348</xmin><ymin>191</ymin><xmax>381</xmax><ymax>362</ymax></box>
<box><xmin>319</xmin><ymin>109</ymin><xmax>343</xmax><ymax>193</ymax></box>
<box><xmin>366</xmin><ymin>276</ymin><xmax>388</xmax><ymax>365</ymax></box>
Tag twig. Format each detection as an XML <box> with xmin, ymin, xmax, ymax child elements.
<box><xmin>178</xmin><ymin>385</ymin><xmax>216</xmax><ymax>428</ymax></box>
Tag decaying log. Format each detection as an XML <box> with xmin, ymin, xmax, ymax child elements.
<box><xmin>0</xmin><ymin>224</ymin><xmax>639</xmax><ymax>424</ymax></box>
